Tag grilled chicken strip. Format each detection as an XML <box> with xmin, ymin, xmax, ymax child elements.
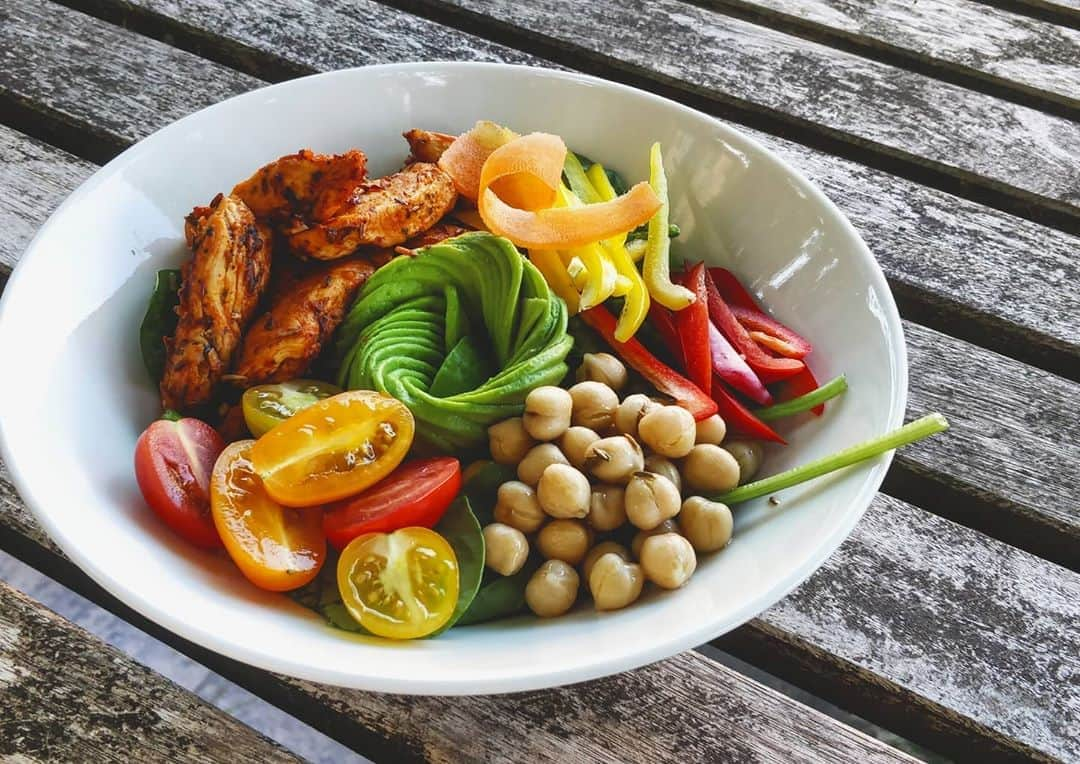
<box><xmin>231</xmin><ymin>257</ymin><xmax>375</xmax><ymax>385</ymax></box>
<box><xmin>404</xmin><ymin>129</ymin><xmax>455</xmax><ymax>164</ymax></box>
<box><xmin>232</xmin><ymin>149</ymin><xmax>367</xmax><ymax>231</ymax></box>
<box><xmin>288</xmin><ymin>162</ymin><xmax>458</xmax><ymax>260</ymax></box>
<box><xmin>161</xmin><ymin>194</ymin><xmax>272</xmax><ymax>411</ymax></box>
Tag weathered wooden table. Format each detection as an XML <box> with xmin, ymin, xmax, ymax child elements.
<box><xmin>1</xmin><ymin>0</ymin><xmax>1078</xmax><ymax>761</ymax></box>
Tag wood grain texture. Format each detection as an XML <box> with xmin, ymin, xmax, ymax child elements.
<box><xmin>708</xmin><ymin>0</ymin><xmax>1080</xmax><ymax>112</ymax></box>
<box><xmin>744</xmin><ymin>493</ymin><xmax>1080</xmax><ymax>762</ymax></box>
<box><xmin>0</xmin><ymin>125</ymin><xmax>95</xmax><ymax>274</ymax></box>
<box><xmin>0</xmin><ymin>579</ymin><xmax>298</xmax><ymax>762</ymax></box>
<box><xmin>0</xmin><ymin>0</ymin><xmax>1077</xmax><ymax>550</ymax></box>
<box><xmin>405</xmin><ymin>0</ymin><xmax>1080</xmax><ymax>215</ymax></box>
<box><xmin>282</xmin><ymin>650</ymin><xmax>918</xmax><ymax>764</ymax></box>
<box><xmin>21</xmin><ymin>0</ymin><xmax>1080</xmax><ymax>371</ymax></box>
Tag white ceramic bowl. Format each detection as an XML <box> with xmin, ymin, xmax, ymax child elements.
<box><xmin>0</xmin><ymin>63</ymin><xmax>906</xmax><ymax>694</ymax></box>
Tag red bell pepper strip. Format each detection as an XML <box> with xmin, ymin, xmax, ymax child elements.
<box><xmin>673</xmin><ymin>264</ymin><xmax>712</xmax><ymax>397</ymax></box>
<box><xmin>708</xmin><ymin>323</ymin><xmax>772</xmax><ymax>405</ymax></box>
<box><xmin>649</xmin><ymin>304</ymin><xmax>682</xmax><ymax>359</ymax></box>
<box><xmin>730</xmin><ymin>305</ymin><xmax>812</xmax><ymax>358</ymax></box>
<box><xmin>703</xmin><ymin>270</ymin><xmax>804</xmax><ymax>382</ymax></box>
<box><xmin>581</xmin><ymin>305</ymin><xmax>717</xmax><ymax>421</ymax></box>
<box><xmin>711</xmin><ymin>382</ymin><xmax>785</xmax><ymax>444</ymax></box>
<box><xmin>708</xmin><ymin>267</ymin><xmax>759</xmax><ymax>310</ymax></box>
<box><xmin>775</xmin><ymin>366</ymin><xmax>826</xmax><ymax>416</ymax></box>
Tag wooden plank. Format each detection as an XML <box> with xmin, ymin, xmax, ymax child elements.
<box><xmin>0</xmin><ymin>578</ymin><xmax>299</xmax><ymax>762</ymax></box>
<box><xmin>1</xmin><ymin>3</ymin><xmax>1078</xmax><ymax>555</ymax></box>
<box><xmin>707</xmin><ymin>0</ymin><xmax>1080</xmax><ymax>114</ymax></box>
<box><xmin>5</xmin><ymin>0</ymin><xmax>1080</xmax><ymax>375</ymax></box>
<box><xmin>727</xmin><ymin>493</ymin><xmax>1080</xmax><ymax>763</ymax></box>
<box><xmin>393</xmin><ymin>0</ymin><xmax>1080</xmax><ymax>225</ymax></box>
<box><xmin>1</xmin><ymin>460</ymin><xmax>1074</xmax><ymax>761</ymax></box>
<box><xmin>0</xmin><ymin>126</ymin><xmax>95</xmax><ymax>274</ymax></box>
<box><xmin>982</xmin><ymin>0</ymin><xmax>1080</xmax><ymax>27</ymax></box>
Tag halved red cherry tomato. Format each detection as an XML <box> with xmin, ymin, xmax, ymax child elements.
<box><xmin>323</xmin><ymin>457</ymin><xmax>462</xmax><ymax>550</ymax></box>
<box><xmin>210</xmin><ymin>440</ymin><xmax>326</xmax><ymax>591</ymax></box>
<box><xmin>337</xmin><ymin>527</ymin><xmax>459</xmax><ymax>639</ymax></box>
<box><xmin>250</xmin><ymin>390</ymin><xmax>414</xmax><ymax>507</ymax></box>
<box><xmin>134</xmin><ymin>418</ymin><xmax>225</xmax><ymax>548</ymax></box>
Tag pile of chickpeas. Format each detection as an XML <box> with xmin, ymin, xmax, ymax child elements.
<box><xmin>483</xmin><ymin>352</ymin><xmax>764</xmax><ymax>618</ymax></box>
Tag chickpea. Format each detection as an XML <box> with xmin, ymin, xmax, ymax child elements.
<box><xmin>482</xmin><ymin>523</ymin><xmax>529</xmax><ymax>575</ymax></box>
<box><xmin>559</xmin><ymin>426</ymin><xmax>600</xmax><ymax>470</ymax></box>
<box><xmin>537</xmin><ymin>464</ymin><xmax>591</xmax><ymax>519</ymax></box>
<box><xmin>588</xmin><ymin>484</ymin><xmax>626</xmax><ymax>531</ymax></box>
<box><xmin>625</xmin><ymin>472</ymin><xmax>682</xmax><ymax>530</ymax></box>
<box><xmin>523</xmin><ymin>386</ymin><xmax>573</xmax><ymax>441</ymax></box>
<box><xmin>537</xmin><ymin>519</ymin><xmax>593</xmax><ymax>565</ymax></box>
<box><xmin>589</xmin><ymin>554</ymin><xmax>644</xmax><ymax>611</ymax></box>
<box><xmin>678</xmin><ymin>497</ymin><xmax>734</xmax><ymax>552</ymax></box>
<box><xmin>494</xmin><ymin>481</ymin><xmax>546</xmax><ymax>533</ymax></box>
<box><xmin>517</xmin><ymin>443</ymin><xmax>570</xmax><ymax>486</ymax></box>
<box><xmin>695</xmin><ymin>414</ymin><xmax>727</xmax><ymax>445</ymax></box>
<box><xmin>569</xmin><ymin>381</ymin><xmax>619</xmax><ymax>431</ymax></box>
<box><xmin>638</xmin><ymin>405</ymin><xmax>696</xmax><ymax>458</ymax></box>
<box><xmin>724</xmin><ymin>440</ymin><xmax>764</xmax><ymax>484</ymax></box>
<box><xmin>525</xmin><ymin>560</ymin><xmax>579</xmax><ymax>617</ymax></box>
<box><xmin>576</xmin><ymin>353</ymin><xmax>628</xmax><ymax>391</ymax></box>
<box><xmin>584</xmin><ymin>435</ymin><xmax>644</xmax><ymax>484</ymax></box>
<box><xmin>631</xmin><ymin>519</ymin><xmax>679</xmax><ymax>559</ymax></box>
<box><xmin>640</xmin><ymin>533</ymin><xmax>697</xmax><ymax>589</ymax></box>
<box><xmin>582</xmin><ymin>541</ymin><xmax>629</xmax><ymax>580</ymax></box>
<box><xmin>681</xmin><ymin>444</ymin><xmax>740</xmax><ymax>494</ymax></box>
<box><xmin>488</xmin><ymin>417</ymin><xmax>535</xmax><ymax>465</ymax></box>
<box><xmin>614</xmin><ymin>393</ymin><xmax>660</xmax><ymax>439</ymax></box>
<box><xmin>643</xmin><ymin>454</ymin><xmax>682</xmax><ymax>492</ymax></box>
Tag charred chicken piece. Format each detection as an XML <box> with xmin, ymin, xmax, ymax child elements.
<box><xmin>231</xmin><ymin>257</ymin><xmax>375</xmax><ymax>385</ymax></box>
<box><xmin>393</xmin><ymin>221</ymin><xmax>471</xmax><ymax>255</ymax></box>
<box><xmin>404</xmin><ymin>128</ymin><xmax>455</xmax><ymax>164</ymax></box>
<box><xmin>161</xmin><ymin>194</ymin><xmax>272</xmax><ymax>411</ymax></box>
<box><xmin>287</xmin><ymin>162</ymin><xmax>458</xmax><ymax>260</ymax></box>
<box><xmin>231</xmin><ymin>149</ymin><xmax>368</xmax><ymax>231</ymax></box>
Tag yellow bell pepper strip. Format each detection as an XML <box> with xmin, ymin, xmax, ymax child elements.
<box><xmin>557</xmin><ymin>186</ymin><xmax>617</xmax><ymax>309</ymax></box>
<box><xmin>643</xmin><ymin>143</ymin><xmax>694</xmax><ymax>310</ymax></box>
<box><xmin>567</xmin><ymin>258</ymin><xmax>632</xmax><ymax>297</ymax></box>
<box><xmin>570</xmin><ymin>160</ymin><xmax>651</xmax><ymax>340</ymax></box>
<box><xmin>528</xmin><ymin>249</ymin><xmax>580</xmax><ymax>314</ymax></box>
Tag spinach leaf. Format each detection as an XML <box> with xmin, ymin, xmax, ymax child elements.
<box><xmin>434</xmin><ymin>495</ymin><xmax>485</xmax><ymax>633</ymax></box>
<box><xmin>462</xmin><ymin>462</ymin><xmax>515</xmax><ymax>526</ymax></box>
<box><xmin>456</xmin><ymin>562</ymin><xmax>536</xmax><ymax>626</ymax></box>
<box><xmin>288</xmin><ymin>548</ymin><xmax>366</xmax><ymax>633</ymax></box>
<box><xmin>430</xmin><ymin>336</ymin><xmax>492</xmax><ymax>398</ymax></box>
<box><xmin>139</xmin><ymin>269</ymin><xmax>181</xmax><ymax>383</ymax></box>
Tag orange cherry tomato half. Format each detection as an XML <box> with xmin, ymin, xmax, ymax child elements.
<box><xmin>211</xmin><ymin>440</ymin><xmax>326</xmax><ymax>591</ymax></box>
<box><xmin>337</xmin><ymin>527</ymin><xmax>459</xmax><ymax>639</ymax></box>
<box><xmin>249</xmin><ymin>390</ymin><xmax>414</xmax><ymax>507</ymax></box>
<box><xmin>323</xmin><ymin>457</ymin><xmax>462</xmax><ymax>550</ymax></box>
<box><xmin>134</xmin><ymin>417</ymin><xmax>225</xmax><ymax>548</ymax></box>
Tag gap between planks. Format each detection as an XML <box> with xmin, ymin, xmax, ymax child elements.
<box><xmin>47</xmin><ymin>0</ymin><xmax>1080</xmax><ymax>236</ymax></box>
<box><xmin>973</xmin><ymin>0</ymin><xmax>1080</xmax><ymax>29</ymax></box>
<box><xmin>692</xmin><ymin>0</ymin><xmax>1080</xmax><ymax>120</ymax></box>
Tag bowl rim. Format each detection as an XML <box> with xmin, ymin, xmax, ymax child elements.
<box><xmin>0</xmin><ymin>61</ymin><xmax>908</xmax><ymax>694</ymax></box>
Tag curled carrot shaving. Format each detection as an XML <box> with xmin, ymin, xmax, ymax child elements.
<box><xmin>438</xmin><ymin>120</ymin><xmax>518</xmax><ymax>200</ymax></box>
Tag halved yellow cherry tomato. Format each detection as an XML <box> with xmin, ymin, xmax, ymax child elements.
<box><xmin>242</xmin><ymin>379</ymin><xmax>342</xmax><ymax>438</ymax></box>
<box><xmin>337</xmin><ymin>527</ymin><xmax>459</xmax><ymax>639</ymax></box>
<box><xmin>210</xmin><ymin>440</ymin><xmax>326</xmax><ymax>591</ymax></box>
<box><xmin>250</xmin><ymin>390</ymin><xmax>414</xmax><ymax>507</ymax></box>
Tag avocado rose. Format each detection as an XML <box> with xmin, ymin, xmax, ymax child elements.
<box><xmin>335</xmin><ymin>232</ymin><xmax>574</xmax><ymax>451</ymax></box>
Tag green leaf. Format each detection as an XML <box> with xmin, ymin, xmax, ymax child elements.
<box><xmin>462</xmin><ymin>462</ymin><xmax>516</xmax><ymax>526</ymax></box>
<box><xmin>139</xmin><ymin>269</ymin><xmax>182</xmax><ymax>383</ymax></box>
<box><xmin>433</xmin><ymin>495</ymin><xmax>485</xmax><ymax>633</ymax></box>
<box><xmin>429</xmin><ymin>336</ymin><xmax>492</xmax><ymax>398</ymax></box>
<box><xmin>160</xmin><ymin>409</ymin><xmax>183</xmax><ymax>422</ymax></box>
<box><xmin>456</xmin><ymin>563</ymin><xmax>536</xmax><ymax>626</ymax></box>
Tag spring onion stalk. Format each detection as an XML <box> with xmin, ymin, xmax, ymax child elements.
<box><xmin>754</xmin><ymin>375</ymin><xmax>848</xmax><ymax>421</ymax></box>
<box><xmin>712</xmin><ymin>413</ymin><xmax>949</xmax><ymax>505</ymax></box>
